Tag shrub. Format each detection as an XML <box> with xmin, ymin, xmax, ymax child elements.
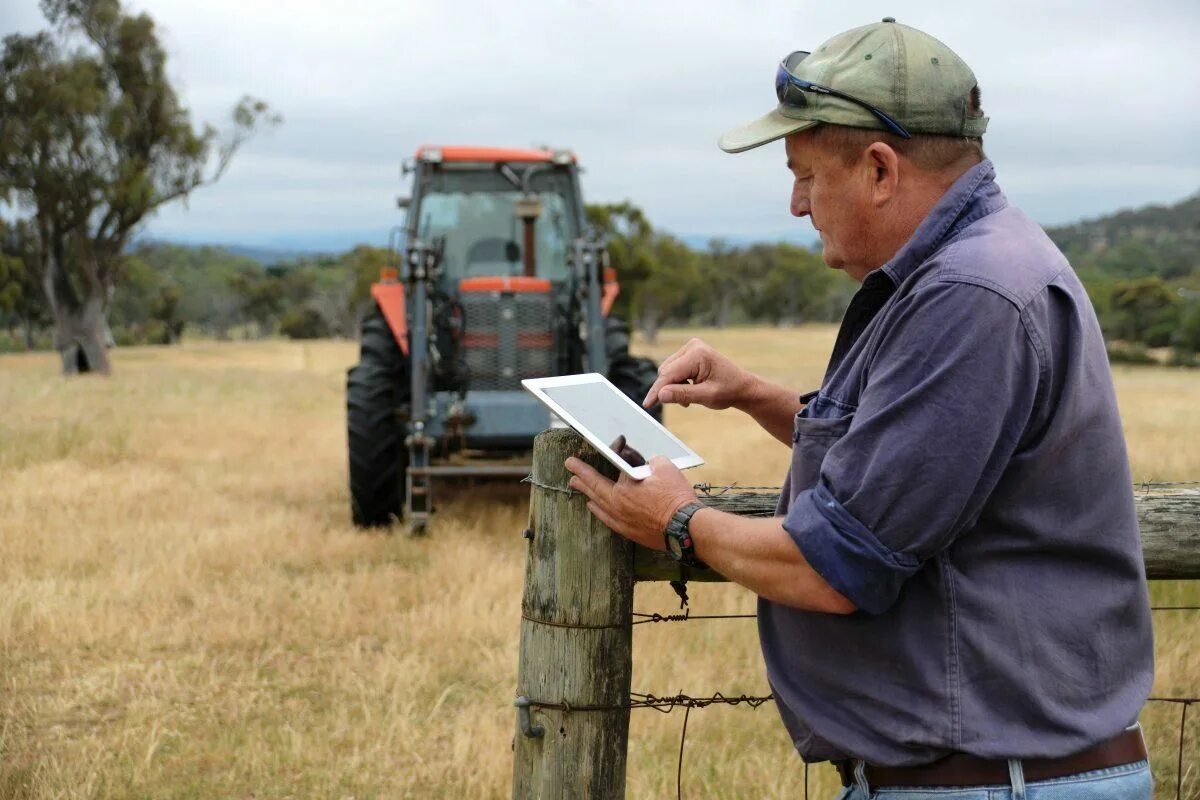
<box><xmin>1106</xmin><ymin>342</ymin><xmax>1157</xmax><ymax>365</ymax></box>
<box><xmin>279</xmin><ymin>307</ymin><xmax>330</xmax><ymax>340</ymax></box>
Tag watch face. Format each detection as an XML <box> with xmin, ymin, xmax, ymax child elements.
<box><xmin>667</xmin><ymin>536</ymin><xmax>683</xmax><ymax>559</ymax></box>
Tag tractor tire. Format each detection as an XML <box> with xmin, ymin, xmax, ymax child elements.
<box><xmin>604</xmin><ymin>316</ymin><xmax>632</xmax><ymax>360</ymax></box>
<box><xmin>608</xmin><ymin>353</ymin><xmax>663</xmax><ymax>422</ymax></box>
<box><xmin>347</xmin><ymin>309</ymin><xmax>409</xmax><ymax>527</ymax></box>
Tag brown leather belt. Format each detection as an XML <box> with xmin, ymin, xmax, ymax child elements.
<box><xmin>835</xmin><ymin>728</ymin><xmax>1147</xmax><ymax>788</ymax></box>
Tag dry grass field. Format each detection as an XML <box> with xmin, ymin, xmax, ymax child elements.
<box><xmin>2</xmin><ymin>327</ymin><xmax>1198</xmax><ymax>799</ymax></box>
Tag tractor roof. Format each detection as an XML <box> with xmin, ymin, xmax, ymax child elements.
<box><xmin>414</xmin><ymin>145</ymin><xmax>576</xmax><ymax>164</ymax></box>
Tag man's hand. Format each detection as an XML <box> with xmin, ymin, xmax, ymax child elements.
<box><xmin>642</xmin><ymin>338</ymin><xmax>753</xmax><ymax>410</ymax></box>
<box><xmin>564</xmin><ymin>455</ymin><xmax>698</xmax><ymax>550</ymax></box>
<box><xmin>645</xmin><ymin>337</ymin><xmax>804</xmax><ymax>446</ymax></box>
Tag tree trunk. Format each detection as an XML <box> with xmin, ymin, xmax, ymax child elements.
<box><xmin>713</xmin><ymin>288</ymin><xmax>733</xmax><ymax>328</ymax></box>
<box><xmin>56</xmin><ymin>295</ymin><xmax>111</xmax><ymax>374</ymax></box>
<box><xmin>44</xmin><ymin>257</ymin><xmax>111</xmax><ymax>375</ymax></box>
<box><xmin>639</xmin><ymin>297</ymin><xmax>661</xmax><ymax>345</ymax></box>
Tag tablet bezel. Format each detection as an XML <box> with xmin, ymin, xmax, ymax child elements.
<box><xmin>522</xmin><ymin>372</ymin><xmax>704</xmax><ymax>480</ymax></box>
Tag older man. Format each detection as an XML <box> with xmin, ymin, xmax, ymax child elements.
<box><xmin>565</xmin><ymin>18</ymin><xmax>1154</xmax><ymax>800</ymax></box>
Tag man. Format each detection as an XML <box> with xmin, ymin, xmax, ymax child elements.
<box><xmin>565</xmin><ymin>18</ymin><xmax>1155</xmax><ymax>800</ymax></box>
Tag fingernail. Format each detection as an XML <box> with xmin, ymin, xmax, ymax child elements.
<box><xmin>660</xmin><ymin>390</ymin><xmax>672</xmax><ymax>403</ymax></box>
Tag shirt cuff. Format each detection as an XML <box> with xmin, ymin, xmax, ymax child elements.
<box><xmin>782</xmin><ymin>483</ymin><xmax>922</xmax><ymax>615</ymax></box>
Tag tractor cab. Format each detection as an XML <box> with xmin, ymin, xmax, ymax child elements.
<box><xmin>409</xmin><ymin>146</ymin><xmax>581</xmax><ymax>283</ymax></box>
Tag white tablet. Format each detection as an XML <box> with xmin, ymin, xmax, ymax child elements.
<box><xmin>522</xmin><ymin>373</ymin><xmax>704</xmax><ymax>480</ymax></box>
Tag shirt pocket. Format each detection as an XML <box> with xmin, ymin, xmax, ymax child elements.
<box><xmin>788</xmin><ymin>410</ymin><xmax>855</xmax><ymax>494</ymax></box>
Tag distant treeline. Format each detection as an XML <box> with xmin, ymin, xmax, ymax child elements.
<box><xmin>2</xmin><ymin>194</ymin><xmax>1198</xmax><ymax>363</ymax></box>
<box><xmin>1051</xmin><ymin>194</ymin><xmax>1200</xmax><ymax>365</ymax></box>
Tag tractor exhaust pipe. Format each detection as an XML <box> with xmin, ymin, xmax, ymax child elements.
<box><xmin>515</xmin><ymin>196</ymin><xmax>543</xmax><ymax>278</ymax></box>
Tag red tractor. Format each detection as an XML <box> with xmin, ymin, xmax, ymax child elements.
<box><xmin>347</xmin><ymin>146</ymin><xmax>660</xmax><ymax>532</ymax></box>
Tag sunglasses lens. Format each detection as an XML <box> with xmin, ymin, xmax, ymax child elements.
<box><xmin>775</xmin><ymin>64</ymin><xmax>808</xmax><ymax>106</ymax></box>
<box><xmin>784</xmin><ymin>50</ymin><xmax>811</xmax><ymax>73</ymax></box>
<box><xmin>777</xmin><ymin>51</ymin><xmax>812</xmax><ymax>105</ymax></box>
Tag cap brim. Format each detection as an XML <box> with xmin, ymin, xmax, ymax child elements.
<box><xmin>718</xmin><ymin>108</ymin><xmax>819</xmax><ymax>153</ymax></box>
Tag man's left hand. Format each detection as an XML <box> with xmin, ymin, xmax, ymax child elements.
<box><xmin>564</xmin><ymin>455</ymin><xmax>699</xmax><ymax>550</ymax></box>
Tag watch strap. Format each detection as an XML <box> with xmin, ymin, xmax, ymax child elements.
<box><xmin>664</xmin><ymin>501</ymin><xmax>707</xmax><ymax>569</ymax></box>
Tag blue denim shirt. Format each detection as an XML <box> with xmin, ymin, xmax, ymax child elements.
<box><xmin>761</xmin><ymin>160</ymin><xmax>1154</xmax><ymax>766</ymax></box>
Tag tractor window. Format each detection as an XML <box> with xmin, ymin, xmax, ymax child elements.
<box><xmin>415</xmin><ymin>168</ymin><xmax>580</xmax><ymax>281</ymax></box>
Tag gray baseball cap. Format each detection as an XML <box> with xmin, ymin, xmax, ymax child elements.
<box><xmin>719</xmin><ymin>17</ymin><xmax>989</xmax><ymax>153</ymax></box>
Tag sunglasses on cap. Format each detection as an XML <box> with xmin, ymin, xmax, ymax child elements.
<box><xmin>775</xmin><ymin>50</ymin><xmax>911</xmax><ymax>140</ymax></box>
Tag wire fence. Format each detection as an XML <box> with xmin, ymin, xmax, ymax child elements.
<box><xmin>596</xmin><ymin>481</ymin><xmax>1199</xmax><ymax>799</ymax></box>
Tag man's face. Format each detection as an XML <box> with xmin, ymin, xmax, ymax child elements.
<box><xmin>785</xmin><ymin>132</ymin><xmax>876</xmax><ymax>282</ymax></box>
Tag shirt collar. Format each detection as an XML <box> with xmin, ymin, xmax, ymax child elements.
<box><xmin>875</xmin><ymin>159</ymin><xmax>1007</xmax><ymax>288</ymax></box>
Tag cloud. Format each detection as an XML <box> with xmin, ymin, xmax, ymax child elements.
<box><xmin>3</xmin><ymin>0</ymin><xmax>1198</xmax><ymax>247</ymax></box>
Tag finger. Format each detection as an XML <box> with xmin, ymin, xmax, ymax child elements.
<box><xmin>643</xmin><ymin>343</ymin><xmax>699</xmax><ymax>406</ymax></box>
<box><xmin>653</xmin><ymin>339</ymin><xmax>696</xmax><ymax>374</ymax></box>
<box><xmin>659</xmin><ymin>379</ymin><xmax>717</xmax><ymax>408</ymax></box>
<box><xmin>565</xmin><ymin>457</ymin><xmax>615</xmax><ymax>502</ymax></box>
<box><xmin>586</xmin><ymin>501</ymin><xmax>623</xmax><ymax>533</ymax></box>
<box><xmin>647</xmin><ymin>455</ymin><xmax>687</xmax><ymax>482</ymax></box>
<box><xmin>645</xmin><ymin>354</ymin><xmax>703</xmax><ymax>407</ymax></box>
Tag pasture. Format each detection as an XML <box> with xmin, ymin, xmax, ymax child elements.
<box><xmin>2</xmin><ymin>328</ymin><xmax>1198</xmax><ymax>798</ymax></box>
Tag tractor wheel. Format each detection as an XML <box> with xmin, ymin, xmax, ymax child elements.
<box><xmin>347</xmin><ymin>309</ymin><xmax>410</xmax><ymax>527</ymax></box>
<box><xmin>608</xmin><ymin>353</ymin><xmax>663</xmax><ymax>422</ymax></box>
<box><xmin>604</xmin><ymin>316</ymin><xmax>632</xmax><ymax>360</ymax></box>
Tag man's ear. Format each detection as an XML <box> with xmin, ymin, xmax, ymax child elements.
<box><xmin>863</xmin><ymin>142</ymin><xmax>900</xmax><ymax>206</ymax></box>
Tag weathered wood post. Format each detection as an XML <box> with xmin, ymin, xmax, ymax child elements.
<box><xmin>513</xmin><ymin>429</ymin><xmax>634</xmax><ymax>799</ymax></box>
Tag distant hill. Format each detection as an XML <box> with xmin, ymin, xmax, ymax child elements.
<box><xmin>1045</xmin><ymin>192</ymin><xmax>1200</xmax><ymax>281</ymax></box>
<box><xmin>135</xmin><ymin>239</ymin><xmax>329</xmax><ymax>266</ymax></box>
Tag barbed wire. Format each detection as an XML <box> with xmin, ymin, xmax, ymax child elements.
<box><xmin>632</xmin><ymin>610</ymin><xmax>758</xmax><ymax>625</ymax></box>
<box><xmin>1139</xmin><ymin>480</ymin><xmax>1200</xmax><ymax>491</ymax></box>
<box><xmin>520</xmin><ymin>474</ymin><xmax>576</xmax><ymax>496</ymax></box>
<box><xmin>522</xmin><ymin>690</ymin><xmax>775</xmax><ymax>715</ymax></box>
<box><xmin>694</xmin><ymin>483</ymin><xmax>782</xmax><ymax>494</ymax></box>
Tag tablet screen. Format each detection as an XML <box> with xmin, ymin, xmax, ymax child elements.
<box><xmin>541</xmin><ymin>381</ymin><xmax>691</xmax><ymax>466</ymax></box>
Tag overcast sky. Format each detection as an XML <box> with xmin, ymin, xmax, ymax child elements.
<box><xmin>3</xmin><ymin>0</ymin><xmax>1199</xmax><ymax>251</ymax></box>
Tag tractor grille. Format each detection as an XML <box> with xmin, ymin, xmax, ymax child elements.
<box><xmin>459</xmin><ymin>281</ymin><xmax>556</xmax><ymax>391</ymax></box>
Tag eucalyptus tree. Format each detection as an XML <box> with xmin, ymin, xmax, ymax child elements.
<box><xmin>0</xmin><ymin>0</ymin><xmax>277</xmax><ymax>373</ymax></box>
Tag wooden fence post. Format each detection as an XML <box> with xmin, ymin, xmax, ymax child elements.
<box><xmin>513</xmin><ymin>429</ymin><xmax>634</xmax><ymax>799</ymax></box>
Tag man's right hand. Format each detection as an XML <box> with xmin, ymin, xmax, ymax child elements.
<box><xmin>643</xmin><ymin>337</ymin><xmax>805</xmax><ymax>446</ymax></box>
<box><xmin>643</xmin><ymin>338</ymin><xmax>753</xmax><ymax>411</ymax></box>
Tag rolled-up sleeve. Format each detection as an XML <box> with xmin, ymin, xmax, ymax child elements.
<box><xmin>783</xmin><ymin>279</ymin><xmax>1040</xmax><ymax>614</ymax></box>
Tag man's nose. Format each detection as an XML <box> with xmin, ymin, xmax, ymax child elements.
<box><xmin>791</xmin><ymin>192</ymin><xmax>811</xmax><ymax>219</ymax></box>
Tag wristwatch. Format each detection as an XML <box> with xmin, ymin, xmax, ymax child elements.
<box><xmin>663</xmin><ymin>502</ymin><xmax>708</xmax><ymax>569</ymax></box>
